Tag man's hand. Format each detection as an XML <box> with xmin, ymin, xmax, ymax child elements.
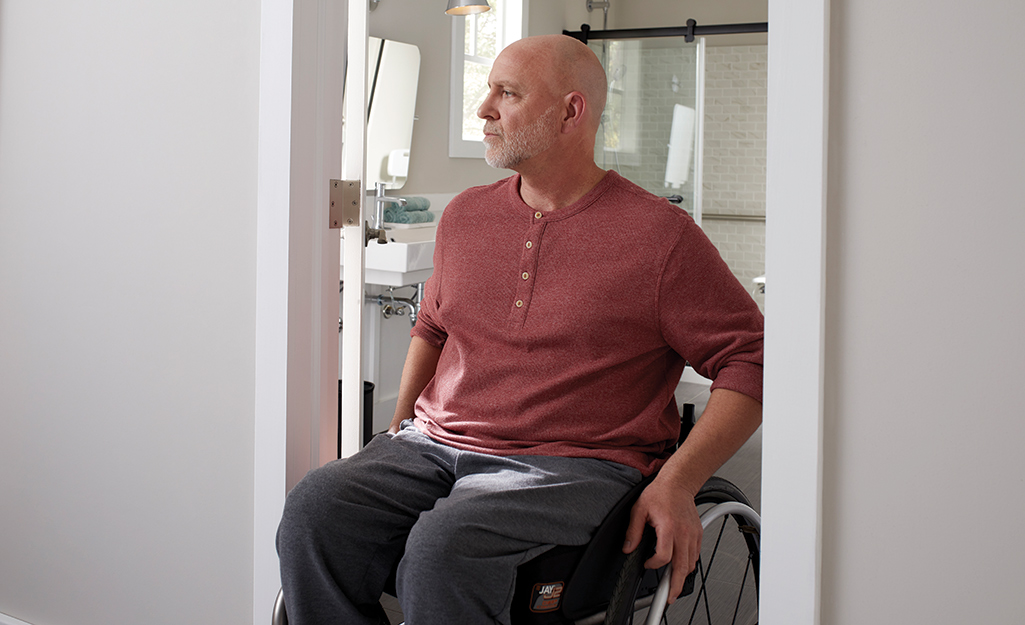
<box><xmin>622</xmin><ymin>474</ymin><xmax>702</xmax><ymax>604</ymax></box>
<box><xmin>622</xmin><ymin>388</ymin><xmax>762</xmax><ymax>602</ymax></box>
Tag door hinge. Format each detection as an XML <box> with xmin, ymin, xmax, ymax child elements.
<box><xmin>329</xmin><ymin>179</ymin><xmax>362</xmax><ymax>229</ymax></box>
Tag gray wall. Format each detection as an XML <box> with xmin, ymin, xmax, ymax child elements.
<box><xmin>821</xmin><ymin>0</ymin><xmax>1025</xmax><ymax>620</ymax></box>
<box><xmin>0</xmin><ymin>2</ymin><xmax>259</xmax><ymax>624</ymax></box>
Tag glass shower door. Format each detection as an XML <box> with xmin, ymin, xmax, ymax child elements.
<box><xmin>590</xmin><ymin>37</ymin><xmax>705</xmax><ymax>222</ymax></box>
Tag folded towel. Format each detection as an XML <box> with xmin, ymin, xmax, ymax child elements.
<box><xmin>384</xmin><ymin>205</ymin><xmax>435</xmax><ymax>224</ymax></box>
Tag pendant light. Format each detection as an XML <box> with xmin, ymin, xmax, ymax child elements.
<box><xmin>446</xmin><ymin>0</ymin><xmax>491</xmax><ymax>16</ymax></box>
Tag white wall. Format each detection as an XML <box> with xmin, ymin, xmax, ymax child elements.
<box><xmin>821</xmin><ymin>0</ymin><xmax>1025</xmax><ymax>621</ymax></box>
<box><xmin>0</xmin><ymin>2</ymin><xmax>260</xmax><ymax>624</ymax></box>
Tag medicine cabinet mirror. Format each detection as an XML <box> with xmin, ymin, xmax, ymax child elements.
<box><xmin>362</xmin><ymin>37</ymin><xmax>421</xmax><ymax>190</ymax></box>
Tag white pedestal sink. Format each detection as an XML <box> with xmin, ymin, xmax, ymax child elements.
<box><xmin>340</xmin><ymin>224</ymin><xmax>436</xmax><ymax>287</ymax></box>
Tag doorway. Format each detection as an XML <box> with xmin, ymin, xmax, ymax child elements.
<box><xmin>253</xmin><ymin>1</ymin><xmax>830</xmax><ymax>623</ymax></box>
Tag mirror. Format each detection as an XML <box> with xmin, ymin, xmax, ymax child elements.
<box><xmin>365</xmin><ymin>37</ymin><xmax>421</xmax><ymax>190</ymax></box>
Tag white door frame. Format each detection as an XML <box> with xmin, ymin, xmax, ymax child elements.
<box><xmin>339</xmin><ymin>0</ymin><xmax>370</xmax><ymax>460</ymax></box>
<box><xmin>253</xmin><ymin>0</ymin><xmax>352</xmax><ymax>621</ymax></box>
<box><xmin>252</xmin><ymin>0</ymin><xmax>832</xmax><ymax>622</ymax></box>
<box><xmin>253</xmin><ymin>0</ymin><xmax>293</xmax><ymax>619</ymax></box>
<box><xmin>761</xmin><ymin>0</ymin><xmax>830</xmax><ymax>623</ymax></box>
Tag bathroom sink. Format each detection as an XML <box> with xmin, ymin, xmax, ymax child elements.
<box><xmin>383</xmin><ymin>225</ymin><xmax>437</xmax><ymax>243</ymax></box>
<box><xmin>340</xmin><ymin>224</ymin><xmax>437</xmax><ymax>287</ymax></box>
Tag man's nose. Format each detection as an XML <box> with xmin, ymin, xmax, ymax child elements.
<box><xmin>477</xmin><ymin>92</ymin><xmax>498</xmax><ymax>120</ymax></box>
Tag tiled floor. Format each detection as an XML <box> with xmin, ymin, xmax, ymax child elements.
<box><xmin>379</xmin><ymin>381</ymin><xmax>762</xmax><ymax>624</ymax></box>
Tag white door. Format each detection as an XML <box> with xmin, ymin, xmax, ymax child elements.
<box><xmin>253</xmin><ymin>0</ymin><xmax>367</xmax><ymax>619</ymax></box>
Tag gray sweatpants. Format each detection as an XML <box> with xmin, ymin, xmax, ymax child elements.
<box><xmin>276</xmin><ymin>421</ymin><xmax>641</xmax><ymax>625</ymax></box>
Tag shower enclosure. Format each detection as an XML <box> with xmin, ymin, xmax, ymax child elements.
<box><xmin>571</xmin><ymin>19</ymin><xmax>770</xmax><ymax>310</ymax></box>
<box><xmin>590</xmin><ymin>35</ymin><xmax>706</xmax><ymax>223</ymax></box>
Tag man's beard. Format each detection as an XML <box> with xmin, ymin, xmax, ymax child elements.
<box><xmin>482</xmin><ymin>102</ymin><xmax>562</xmax><ymax>170</ymax></box>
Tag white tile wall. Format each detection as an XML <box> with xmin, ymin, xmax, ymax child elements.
<box><xmin>702</xmin><ymin>45</ymin><xmax>767</xmax><ymax>311</ymax></box>
<box><xmin>703</xmin><ymin>45</ymin><xmax>767</xmax><ymax>218</ymax></box>
<box><xmin>701</xmin><ymin>219</ymin><xmax>766</xmax><ymax>310</ymax></box>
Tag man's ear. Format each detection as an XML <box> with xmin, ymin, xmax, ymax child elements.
<box><xmin>561</xmin><ymin>92</ymin><xmax>588</xmax><ymax>133</ymax></box>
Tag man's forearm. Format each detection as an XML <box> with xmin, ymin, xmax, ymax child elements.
<box><xmin>389</xmin><ymin>336</ymin><xmax>443</xmax><ymax>433</ymax></box>
<box><xmin>660</xmin><ymin>388</ymin><xmax>762</xmax><ymax>496</ymax></box>
<box><xmin>623</xmin><ymin>387</ymin><xmax>761</xmax><ymax>600</ymax></box>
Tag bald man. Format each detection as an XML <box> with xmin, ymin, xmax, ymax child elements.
<box><xmin>277</xmin><ymin>35</ymin><xmax>763</xmax><ymax>625</ymax></box>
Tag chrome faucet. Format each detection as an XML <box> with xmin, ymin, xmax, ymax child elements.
<box><xmin>373</xmin><ymin>182</ymin><xmax>406</xmax><ymax>230</ymax></box>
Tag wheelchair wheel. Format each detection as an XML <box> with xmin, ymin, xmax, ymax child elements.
<box><xmin>602</xmin><ymin>476</ymin><xmax>760</xmax><ymax>625</ymax></box>
<box><xmin>273</xmin><ymin>587</ymin><xmax>288</xmax><ymax>625</ymax></box>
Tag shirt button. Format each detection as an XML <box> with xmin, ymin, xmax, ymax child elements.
<box><xmin>515</xmin><ymin>300</ymin><xmax>524</xmax><ymax>308</ymax></box>
<box><xmin>522</xmin><ymin>272</ymin><xmax>529</xmax><ymax>280</ymax></box>
<box><xmin>525</xmin><ymin>241</ymin><xmax>533</xmax><ymax>249</ymax></box>
<box><xmin>534</xmin><ymin>211</ymin><xmax>543</xmax><ymax>219</ymax></box>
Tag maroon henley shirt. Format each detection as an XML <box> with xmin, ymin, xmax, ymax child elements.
<box><xmin>411</xmin><ymin>171</ymin><xmax>763</xmax><ymax>475</ymax></box>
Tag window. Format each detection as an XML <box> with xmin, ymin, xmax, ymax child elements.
<box><xmin>449</xmin><ymin>0</ymin><xmax>524</xmax><ymax>158</ymax></box>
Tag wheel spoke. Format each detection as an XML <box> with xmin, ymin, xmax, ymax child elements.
<box><xmin>729</xmin><ymin>551</ymin><xmax>753</xmax><ymax>625</ymax></box>
<box><xmin>691</xmin><ymin>517</ymin><xmax>728</xmax><ymax>624</ymax></box>
<box><xmin>685</xmin><ymin>558</ymin><xmax>709</xmax><ymax>625</ymax></box>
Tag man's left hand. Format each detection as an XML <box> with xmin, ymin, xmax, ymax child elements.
<box><xmin>621</xmin><ymin>473</ymin><xmax>702</xmax><ymax>604</ymax></box>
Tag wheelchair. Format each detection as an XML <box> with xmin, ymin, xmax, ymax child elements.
<box><xmin>273</xmin><ymin>409</ymin><xmax>761</xmax><ymax>625</ymax></box>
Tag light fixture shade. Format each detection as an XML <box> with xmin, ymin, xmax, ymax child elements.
<box><xmin>446</xmin><ymin>0</ymin><xmax>491</xmax><ymax>15</ymax></box>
